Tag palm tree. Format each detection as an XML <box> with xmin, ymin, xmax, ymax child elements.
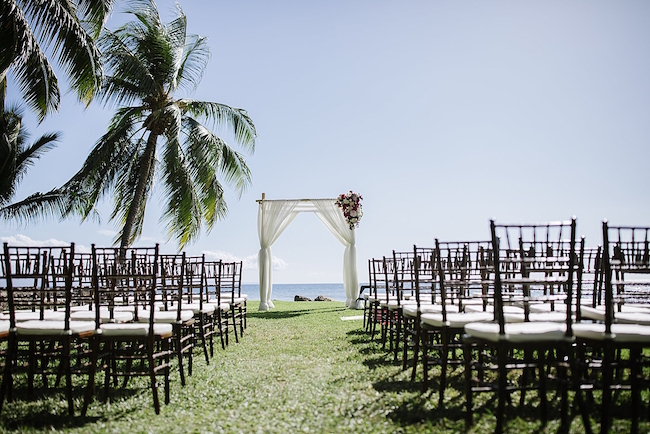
<box><xmin>8</xmin><ymin>0</ymin><xmax>257</xmax><ymax>250</ymax></box>
<box><xmin>0</xmin><ymin>0</ymin><xmax>114</xmax><ymax>120</ymax></box>
<box><xmin>0</xmin><ymin>105</ymin><xmax>59</xmax><ymax>206</ymax></box>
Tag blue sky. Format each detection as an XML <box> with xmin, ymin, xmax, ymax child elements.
<box><xmin>3</xmin><ymin>1</ymin><xmax>650</xmax><ymax>285</ymax></box>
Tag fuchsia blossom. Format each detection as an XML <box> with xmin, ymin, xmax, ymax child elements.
<box><xmin>336</xmin><ymin>191</ymin><xmax>363</xmax><ymax>230</ymax></box>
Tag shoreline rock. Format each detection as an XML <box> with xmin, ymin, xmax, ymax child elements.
<box><xmin>294</xmin><ymin>295</ymin><xmax>312</xmax><ymax>301</ymax></box>
<box><xmin>314</xmin><ymin>295</ymin><xmax>333</xmax><ymax>301</ymax></box>
<box><xmin>294</xmin><ymin>295</ymin><xmax>334</xmax><ymax>302</ymax></box>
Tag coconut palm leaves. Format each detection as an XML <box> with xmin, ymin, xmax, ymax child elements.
<box><xmin>0</xmin><ymin>0</ymin><xmax>113</xmax><ymax>120</ymax></box>
<box><xmin>10</xmin><ymin>0</ymin><xmax>256</xmax><ymax>250</ymax></box>
<box><xmin>0</xmin><ymin>106</ymin><xmax>59</xmax><ymax>206</ymax></box>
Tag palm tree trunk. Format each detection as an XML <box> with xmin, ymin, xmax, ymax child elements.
<box><xmin>119</xmin><ymin>131</ymin><xmax>158</xmax><ymax>251</ymax></box>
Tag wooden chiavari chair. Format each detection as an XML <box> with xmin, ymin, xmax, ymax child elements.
<box><xmin>204</xmin><ymin>260</ymin><xmax>231</xmax><ymax>349</ymax></box>
<box><xmin>463</xmin><ymin>219</ymin><xmax>579</xmax><ymax>433</ymax></box>
<box><xmin>419</xmin><ymin>240</ymin><xmax>494</xmax><ymax>405</ymax></box>
<box><xmin>156</xmin><ymin>253</ymin><xmax>196</xmax><ymax>386</ymax></box>
<box><xmin>0</xmin><ymin>243</ymin><xmax>96</xmax><ymax>416</ymax></box>
<box><xmin>572</xmin><ymin>222</ymin><xmax>650</xmax><ymax>433</ymax></box>
<box><xmin>87</xmin><ymin>245</ymin><xmax>173</xmax><ymax>415</ymax></box>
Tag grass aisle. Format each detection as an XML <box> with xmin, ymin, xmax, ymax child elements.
<box><xmin>1</xmin><ymin>301</ymin><xmax>647</xmax><ymax>433</ymax></box>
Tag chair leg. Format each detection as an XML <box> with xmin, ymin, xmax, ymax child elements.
<box><xmin>163</xmin><ymin>338</ymin><xmax>171</xmax><ymax>406</ymax></box>
<box><xmin>421</xmin><ymin>329</ymin><xmax>429</xmax><ymax>392</ymax></box>
<box><xmin>496</xmin><ymin>343</ymin><xmax>507</xmax><ymax>434</ymax></box>
<box><xmin>439</xmin><ymin>329</ymin><xmax>449</xmax><ymax>408</ymax></box>
<box><xmin>147</xmin><ymin>338</ymin><xmax>161</xmax><ymax>415</ymax></box>
<box><xmin>231</xmin><ymin>307</ymin><xmax>240</xmax><ymax>344</ymax></box>
<box><xmin>402</xmin><ymin>317</ymin><xmax>411</xmax><ymax>372</ymax></box>
<box><xmin>464</xmin><ymin>340</ymin><xmax>473</xmax><ymax>428</ymax></box>
<box><xmin>175</xmin><ymin>325</ymin><xmax>186</xmax><ymax>387</ymax></box>
<box><xmin>199</xmin><ymin>314</ymin><xmax>210</xmax><ymax>364</ymax></box>
<box><xmin>601</xmin><ymin>345</ymin><xmax>614</xmax><ymax>434</ymax></box>
<box><xmin>0</xmin><ymin>335</ymin><xmax>16</xmax><ymax>414</ymax></box>
<box><xmin>103</xmin><ymin>341</ymin><xmax>113</xmax><ymax>404</ymax></box>
<box><xmin>82</xmin><ymin>336</ymin><xmax>99</xmax><ymax>416</ymax></box>
<box><xmin>537</xmin><ymin>348</ymin><xmax>547</xmax><ymax>422</ymax></box>
<box><xmin>410</xmin><ymin>320</ymin><xmax>421</xmax><ymax>382</ymax></box>
<box><xmin>63</xmin><ymin>338</ymin><xmax>74</xmax><ymax>416</ymax></box>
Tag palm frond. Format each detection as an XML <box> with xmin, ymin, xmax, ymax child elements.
<box><xmin>0</xmin><ymin>187</ymin><xmax>98</xmax><ymax>225</ymax></box>
<box><xmin>98</xmin><ymin>31</ymin><xmax>155</xmax><ymax>106</ymax></box>
<box><xmin>1</xmin><ymin>4</ymin><xmax>60</xmax><ymax>120</ymax></box>
<box><xmin>15</xmin><ymin>132</ymin><xmax>59</xmax><ymax>169</ymax></box>
<box><xmin>182</xmin><ymin>116</ymin><xmax>252</xmax><ymax>195</ymax></box>
<box><xmin>175</xmin><ymin>34</ymin><xmax>209</xmax><ymax>94</ymax></box>
<box><xmin>21</xmin><ymin>0</ymin><xmax>103</xmax><ymax>105</ymax></box>
<box><xmin>161</xmin><ymin>128</ymin><xmax>201</xmax><ymax>248</ymax></box>
<box><xmin>183</xmin><ymin>100</ymin><xmax>257</xmax><ymax>151</ymax></box>
<box><xmin>76</xmin><ymin>0</ymin><xmax>116</xmax><ymax>38</ymax></box>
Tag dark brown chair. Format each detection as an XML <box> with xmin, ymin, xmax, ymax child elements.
<box><xmin>572</xmin><ymin>222</ymin><xmax>650</xmax><ymax>434</ymax></box>
<box><xmin>87</xmin><ymin>245</ymin><xmax>173</xmax><ymax>415</ymax></box>
<box><xmin>463</xmin><ymin>219</ymin><xmax>578</xmax><ymax>433</ymax></box>
<box><xmin>0</xmin><ymin>243</ymin><xmax>96</xmax><ymax>416</ymax></box>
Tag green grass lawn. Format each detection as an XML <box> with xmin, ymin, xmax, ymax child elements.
<box><xmin>0</xmin><ymin>301</ymin><xmax>647</xmax><ymax>433</ymax></box>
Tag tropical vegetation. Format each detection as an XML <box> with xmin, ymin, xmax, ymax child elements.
<box><xmin>0</xmin><ymin>0</ymin><xmax>113</xmax><ymax>120</ymax></box>
<box><xmin>2</xmin><ymin>0</ymin><xmax>257</xmax><ymax>251</ymax></box>
<box><xmin>0</xmin><ymin>106</ymin><xmax>59</xmax><ymax>207</ymax></box>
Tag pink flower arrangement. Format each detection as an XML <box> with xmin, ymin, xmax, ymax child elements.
<box><xmin>336</xmin><ymin>191</ymin><xmax>363</xmax><ymax>230</ymax></box>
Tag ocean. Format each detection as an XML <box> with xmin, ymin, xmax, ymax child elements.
<box><xmin>241</xmin><ymin>283</ymin><xmax>347</xmax><ymax>302</ymax></box>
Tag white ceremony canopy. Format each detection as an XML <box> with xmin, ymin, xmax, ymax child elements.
<box><xmin>257</xmin><ymin>195</ymin><xmax>360</xmax><ymax>311</ymax></box>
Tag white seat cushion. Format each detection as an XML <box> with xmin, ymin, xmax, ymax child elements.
<box><xmin>615</xmin><ymin>312</ymin><xmax>650</xmax><ymax>326</ymax></box>
<box><xmin>572</xmin><ymin>322</ymin><xmax>650</xmax><ymax>343</ymax></box>
<box><xmin>504</xmin><ymin>311</ymin><xmax>569</xmax><ymax>323</ymax></box>
<box><xmin>464</xmin><ymin>321</ymin><xmax>567</xmax><ymax>343</ymax></box>
<box><xmin>137</xmin><ymin>310</ymin><xmax>194</xmax><ymax>323</ymax></box>
<box><xmin>70</xmin><ymin>310</ymin><xmax>134</xmax><ymax>323</ymax></box>
<box><xmin>464</xmin><ymin>305</ymin><xmax>524</xmax><ymax>314</ymax></box>
<box><xmin>387</xmin><ymin>299</ymin><xmax>417</xmax><ymax>310</ymax></box>
<box><xmin>100</xmin><ymin>322</ymin><xmax>173</xmax><ymax>337</ymax></box>
<box><xmin>181</xmin><ymin>302</ymin><xmax>216</xmax><ymax>314</ymax></box>
<box><xmin>3</xmin><ymin>310</ymin><xmax>66</xmax><ymax>322</ymax></box>
<box><xmin>16</xmin><ymin>320</ymin><xmax>96</xmax><ymax>336</ymax></box>
<box><xmin>402</xmin><ymin>303</ymin><xmax>460</xmax><ymax>317</ymax></box>
<box><xmin>421</xmin><ymin>312</ymin><xmax>493</xmax><ymax>328</ymax></box>
<box><xmin>529</xmin><ymin>303</ymin><xmax>568</xmax><ymax>313</ymax></box>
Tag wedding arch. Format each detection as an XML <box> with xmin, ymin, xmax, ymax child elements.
<box><xmin>257</xmin><ymin>193</ymin><xmax>360</xmax><ymax>311</ymax></box>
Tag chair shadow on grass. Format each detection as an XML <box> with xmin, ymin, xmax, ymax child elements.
<box><xmin>248</xmin><ymin>304</ymin><xmax>347</xmax><ymax>320</ymax></box>
<box><xmin>345</xmin><ymin>327</ymin><xmax>593</xmax><ymax>433</ymax></box>
<box><xmin>0</xmin><ymin>382</ymin><xmax>146</xmax><ymax>430</ymax></box>
<box><xmin>0</xmin><ymin>386</ymin><xmax>103</xmax><ymax>430</ymax></box>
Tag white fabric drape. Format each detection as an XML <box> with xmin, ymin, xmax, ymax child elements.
<box><xmin>257</xmin><ymin>200</ymin><xmax>300</xmax><ymax>311</ymax></box>
<box><xmin>311</xmin><ymin>199</ymin><xmax>360</xmax><ymax>308</ymax></box>
<box><xmin>257</xmin><ymin>198</ymin><xmax>360</xmax><ymax>310</ymax></box>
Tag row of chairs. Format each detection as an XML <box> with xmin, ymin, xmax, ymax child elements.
<box><xmin>362</xmin><ymin>219</ymin><xmax>650</xmax><ymax>433</ymax></box>
<box><xmin>0</xmin><ymin>243</ymin><xmax>247</xmax><ymax>416</ymax></box>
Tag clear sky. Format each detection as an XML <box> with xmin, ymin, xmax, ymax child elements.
<box><xmin>3</xmin><ymin>1</ymin><xmax>650</xmax><ymax>285</ymax></box>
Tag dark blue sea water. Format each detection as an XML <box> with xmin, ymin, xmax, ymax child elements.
<box><xmin>242</xmin><ymin>283</ymin><xmax>346</xmax><ymax>302</ymax></box>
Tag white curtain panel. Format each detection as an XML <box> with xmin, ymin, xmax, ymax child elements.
<box><xmin>257</xmin><ymin>200</ymin><xmax>300</xmax><ymax>311</ymax></box>
<box><xmin>257</xmin><ymin>198</ymin><xmax>361</xmax><ymax>310</ymax></box>
<box><xmin>311</xmin><ymin>199</ymin><xmax>359</xmax><ymax>308</ymax></box>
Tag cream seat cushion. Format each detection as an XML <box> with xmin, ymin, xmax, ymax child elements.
<box><xmin>137</xmin><ymin>309</ymin><xmax>194</xmax><ymax>323</ymax></box>
<box><xmin>421</xmin><ymin>312</ymin><xmax>493</xmax><ymax>328</ymax></box>
<box><xmin>100</xmin><ymin>322</ymin><xmax>173</xmax><ymax>337</ymax></box>
<box><xmin>464</xmin><ymin>321</ymin><xmax>566</xmax><ymax>343</ymax></box>
<box><xmin>70</xmin><ymin>310</ymin><xmax>134</xmax><ymax>323</ymax></box>
<box><xmin>572</xmin><ymin>322</ymin><xmax>650</xmax><ymax>343</ymax></box>
<box><xmin>504</xmin><ymin>311</ymin><xmax>569</xmax><ymax>323</ymax></box>
<box><xmin>16</xmin><ymin>320</ymin><xmax>96</xmax><ymax>336</ymax></box>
